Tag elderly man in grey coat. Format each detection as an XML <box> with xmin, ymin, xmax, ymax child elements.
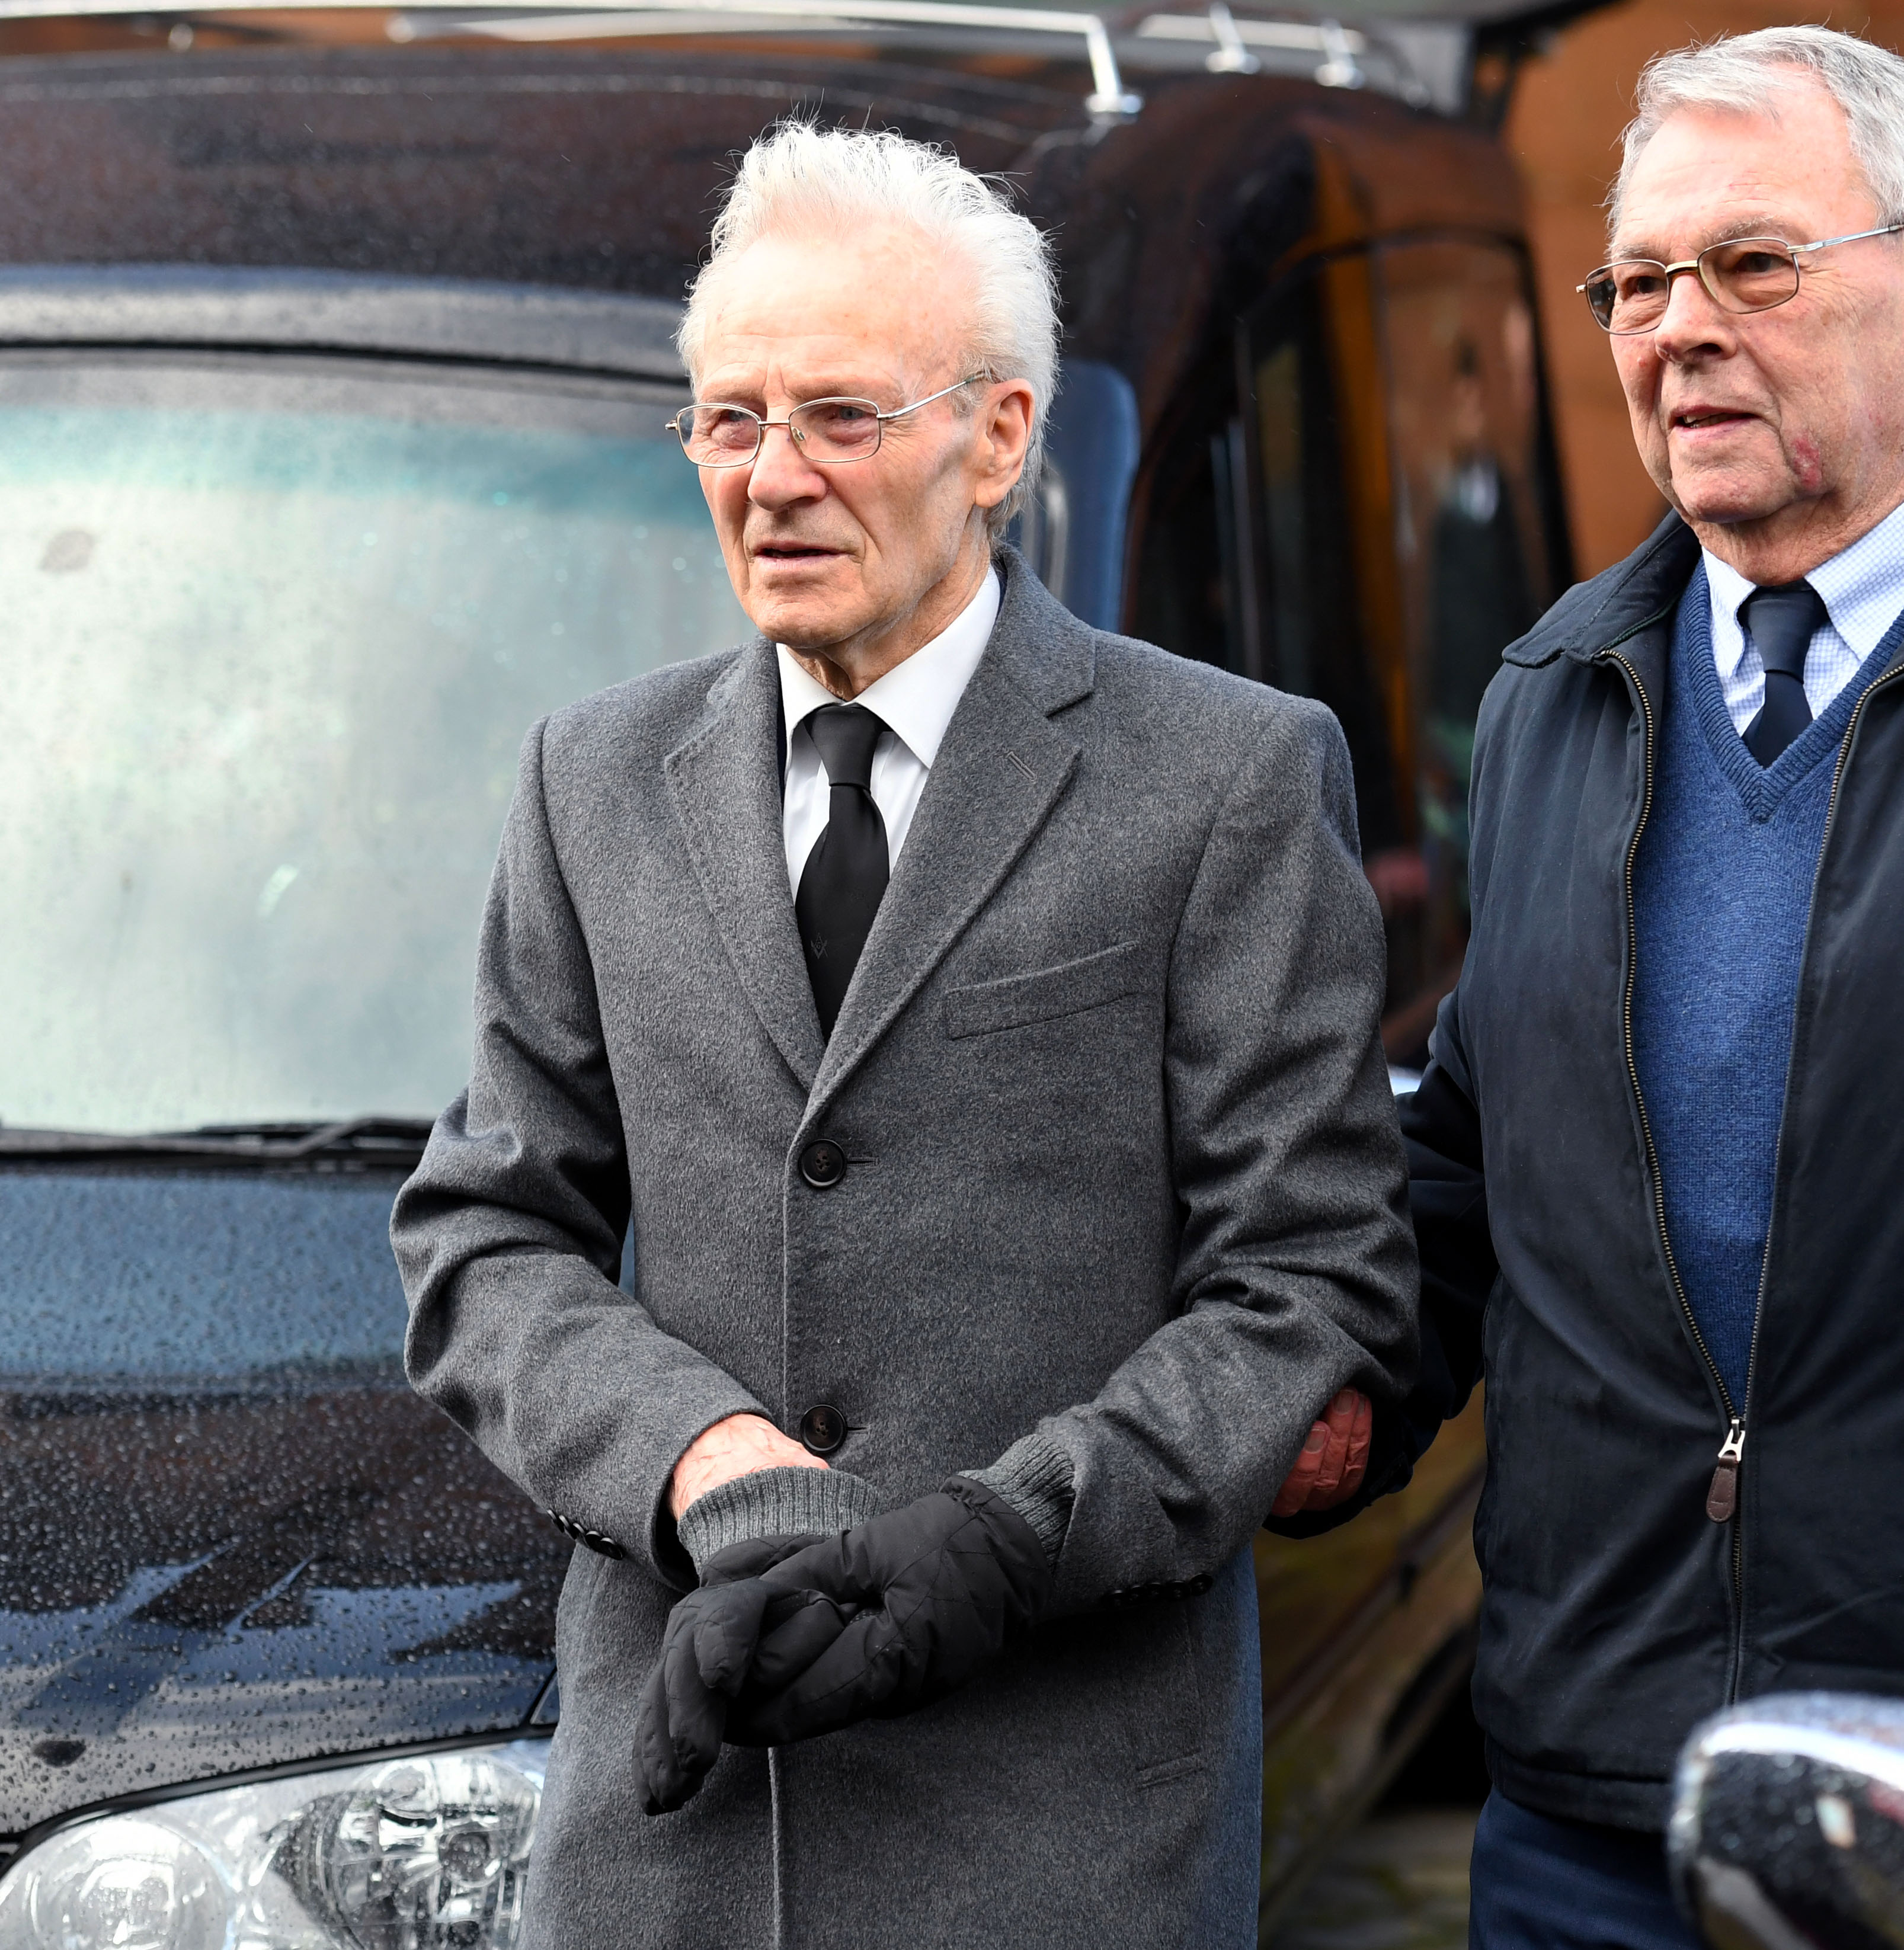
<box><xmin>392</xmin><ymin>121</ymin><xmax>1416</xmax><ymax>1949</ymax></box>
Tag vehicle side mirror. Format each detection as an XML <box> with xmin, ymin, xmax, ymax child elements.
<box><xmin>1668</xmin><ymin>1692</ymin><xmax>1904</xmax><ymax>1949</ymax></box>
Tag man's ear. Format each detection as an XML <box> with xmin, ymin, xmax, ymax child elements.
<box><xmin>972</xmin><ymin>380</ymin><xmax>1036</xmax><ymax>512</ymax></box>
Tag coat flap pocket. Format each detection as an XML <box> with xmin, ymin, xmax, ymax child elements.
<box><xmin>943</xmin><ymin>941</ymin><xmax>1143</xmax><ymax>1040</ymax></box>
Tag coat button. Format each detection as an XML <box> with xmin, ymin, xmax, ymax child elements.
<box><xmin>798</xmin><ymin>1140</ymin><xmax>847</xmax><ymax>1188</ymax></box>
<box><xmin>799</xmin><ymin>1404</ymin><xmax>846</xmax><ymax>1455</ymax></box>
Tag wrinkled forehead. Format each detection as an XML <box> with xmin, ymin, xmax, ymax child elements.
<box><xmin>690</xmin><ymin>222</ymin><xmax>978</xmax><ymax>396</ymax></box>
<box><xmin>1612</xmin><ymin>81</ymin><xmax>1872</xmax><ymax>257</ymax></box>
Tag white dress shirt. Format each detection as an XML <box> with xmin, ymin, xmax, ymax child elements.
<box><xmin>1704</xmin><ymin>498</ymin><xmax>1904</xmax><ymax>735</ymax></box>
<box><xmin>778</xmin><ymin>567</ymin><xmax>1001</xmax><ymax>894</ymax></box>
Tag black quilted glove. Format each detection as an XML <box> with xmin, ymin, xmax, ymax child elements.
<box><xmin>633</xmin><ymin>1482</ymin><xmax>1054</xmax><ymax>1813</ymax></box>
<box><xmin>727</xmin><ymin>1476</ymin><xmax>1054</xmax><ymax>1746</ymax></box>
<box><xmin>632</xmin><ymin>1533</ymin><xmax>847</xmax><ymax>1817</ymax></box>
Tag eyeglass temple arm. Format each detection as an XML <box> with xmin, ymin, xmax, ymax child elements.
<box><xmin>1578</xmin><ymin>218</ymin><xmax>1904</xmax><ymax>289</ymax></box>
<box><xmin>875</xmin><ymin>372</ymin><xmax>992</xmax><ymax>423</ymax></box>
<box><xmin>1795</xmin><ymin>218</ymin><xmax>1904</xmax><ymax>252</ymax></box>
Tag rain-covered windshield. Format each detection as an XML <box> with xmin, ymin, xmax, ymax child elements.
<box><xmin>0</xmin><ymin>353</ymin><xmax>748</xmax><ymax>1135</ymax></box>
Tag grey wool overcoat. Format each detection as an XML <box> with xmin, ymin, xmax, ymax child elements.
<box><xmin>391</xmin><ymin>549</ymin><xmax>1417</xmax><ymax>1949</ymax></box>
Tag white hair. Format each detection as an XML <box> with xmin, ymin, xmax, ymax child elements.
<box><xmin>676</xmin><ymin>120</ymin><xmax>1059</xmax><ymax>534</ymax></box>
<box><xmin>1612</xmin><ymin>26</ymin><xmax>1904</xmax><ymax>235</ymax></box>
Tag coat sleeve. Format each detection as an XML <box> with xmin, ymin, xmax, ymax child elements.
<box><xmin>1265</xmin><ymin>671</ymin><xmax>1506</xmax><ymax>1539</ymax></box>
<box><xmin>1262</xmin><ymin>987</ymin><xmax>1495</xmax><ymax>1535</ymax></box>
<box><xmin>390</xmin><ymin>719</ymin><xmax>769</xmax><ymax>1587</ymax></box>
<box><xmin>1012</xmin><ymin>694</ymin><xmax>1422</xmax><ymax>1613</ymax></box>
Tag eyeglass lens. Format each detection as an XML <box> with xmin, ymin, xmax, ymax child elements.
<box><xmin>676</xmin><ymin>397</ymin><xmax>885</xmax><ymax>466</ymax></box>
<box><xmin>1584</xmin><ymin>238</ymin><xmax>1801</xmax><ymax>331</ymax></box>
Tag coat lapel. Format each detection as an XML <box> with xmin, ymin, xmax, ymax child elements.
<box><xmin>664</xmin><ymin>642</ymin><xmax>825</xmax><ymax>1091</ymax></box>
<box><xmin>809</xmin><ymin>553</ymin><xmax>1095</xmax><ymax>1113</ymax></box>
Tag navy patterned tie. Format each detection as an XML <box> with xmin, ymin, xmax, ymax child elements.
<box><xmin>795</xmin><ymin>704</ymin><xmax>889</xmax><ymax>1037</ymax></box>
<box><xmin>1740</xmin><ymin>581</ymin><xmax>1826</xmax><ymax>766</ymax></box>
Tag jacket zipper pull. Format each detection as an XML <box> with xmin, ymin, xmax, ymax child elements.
<box><xmin>1706</xmin><ymin>1419</ymin><xmax>1746</xmax><ymax>1523</ymax></box>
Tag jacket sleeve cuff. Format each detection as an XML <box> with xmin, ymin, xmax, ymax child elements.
<box><xmin>675</xmin><ymin>1466</ymin><xmax>884</xmax><ymax>1578</ymax></box>
<box><xmin>965</xmin><ymin>1430</ymin><xmax>1075</xmax><ymax>1568</ymax></box>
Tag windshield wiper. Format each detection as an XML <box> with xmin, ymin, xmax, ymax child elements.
<box><xmin>0</xmin><ymin>1116</ymin><xmax>435</xmax><ymax>1165</ymax></box>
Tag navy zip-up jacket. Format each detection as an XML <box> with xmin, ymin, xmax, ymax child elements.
<box><xmin>1386</xmin><ymin>511</ymin><xmax>1904</xmax><ymax>1830</ymax></box>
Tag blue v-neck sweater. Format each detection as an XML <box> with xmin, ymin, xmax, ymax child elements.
<box><xmin>1630</xmin><ymin>573</ymin><xmax>1897</xmax><ymax>1406</ymax></box>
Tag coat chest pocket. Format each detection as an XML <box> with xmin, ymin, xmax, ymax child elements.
<box><xmin>943</xmin><ymin>940</ymin><xmax>1144</xmax><ymax>1040</ymax></box>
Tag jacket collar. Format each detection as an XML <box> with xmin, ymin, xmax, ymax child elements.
<box><xmin>664</xmin><ymin>631</ymin><xmax>825</xmax><ymax>1091</ymax></box>
<box><xmin>663</xmin><ymin>546</ymin><xmax>1094</xmax><ymax>1106</ymax></box>
<box><xmin>1503</xmin><ymin>511</ymin><xmax>1700</xmax><ymax>670</ymax></box>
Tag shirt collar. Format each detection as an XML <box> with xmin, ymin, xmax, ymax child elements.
<box><xmin>1805</xmin><ymin>498</ymin><xmax>1904</xmax><ymax>661</ymax></box>
<box><xmin>1704</xmin><ymin>495</ymin><xmax>1904</xmax><ymax>675</ymax></box>
<box><xmin>776</xmin><ymin>566</ymin><xmax>1001</xmax><ymax>769</ymax></box>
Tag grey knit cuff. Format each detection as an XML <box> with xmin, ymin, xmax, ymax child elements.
<box><xmin>676</xmin><ymin>1466</ymin><xmax>884</xmax><ymax>1578</ymax></box>
<box><xmin>966</xmin><ymin>1430</ymin><xmax>1075</xmax><ymax>1568</ymax></box>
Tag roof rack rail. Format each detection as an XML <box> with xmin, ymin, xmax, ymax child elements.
<box><xmin>1137</xmin><ymin>7</ymin><xmax>1365</xmax><ymax>88</ymax></box>
<box><xmin>0</xmin><ymin>0</ymin><xmax>1146</xmax><ymax>116</ymax></box>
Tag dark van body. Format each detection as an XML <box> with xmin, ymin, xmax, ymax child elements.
<box><xmin>0</xmin><ymin>20</ymin><xmax>1557</xmax><ymax>1939</ymax></box>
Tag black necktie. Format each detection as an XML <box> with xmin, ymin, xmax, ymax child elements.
<box><xmin>795</xmin><ymin>704</ymin><xmax>889</xmax><ymax>1038</ymax></box>
<box><xmin>1741</xmin><ymin>581</ymin><xmax>1826</xmax><ymax>766</ymax></box>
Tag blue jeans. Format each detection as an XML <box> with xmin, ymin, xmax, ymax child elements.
<box><xmin>1468</xmin><ymin>1793</ymin><xmax>1701</xmax><ymax>1950</ymax></box>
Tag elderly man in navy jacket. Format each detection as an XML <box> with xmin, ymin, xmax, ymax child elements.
<box><xmin>1311</xmin><ymin>25</ymin><xmax>1904</xmax><ymax>1950</ymax></box>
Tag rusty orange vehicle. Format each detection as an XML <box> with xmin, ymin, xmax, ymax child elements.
<box><xmin>0</xmin><ymin>4</ymin><xmax>1560</xmax><ymax>1939</ymax></box>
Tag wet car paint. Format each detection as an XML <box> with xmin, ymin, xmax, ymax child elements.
<box><xmin>0</xmin><ymin>1169</ymin><xmax>564</xmax><ymax>1837</ymax></box>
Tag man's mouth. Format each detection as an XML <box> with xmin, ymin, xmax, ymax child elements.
<box><xmin>1671</xmin><ymin>406</ymin><xmax>1755</xmax><ymax>432</ymax></box>
<box><xmin>754</xmin><ymin>543</ymin><xmax>841</xmax><ymax>562</ymax></box>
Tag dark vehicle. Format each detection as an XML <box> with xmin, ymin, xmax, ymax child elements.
<box><xmin>0</xmin><ymin>7</ymin><xmax>1563</xmax><ymax>1941</ymax></box>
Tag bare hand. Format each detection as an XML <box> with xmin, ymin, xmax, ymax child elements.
<box><xmin>1269</xmin><ymin>1388</ymin><xmax>1372</xmax><ymax>1519</ymax></box>
<box><xmin>668</xmin><ymin>1413</ymin><xmax>827</xmax><ymax>1521</ymax></box>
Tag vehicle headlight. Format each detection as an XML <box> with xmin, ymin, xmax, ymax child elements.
<box><xmin>0</xmin><ymin>1736</ymin><xmax>547</xmax><ymax>1949</ymax></box>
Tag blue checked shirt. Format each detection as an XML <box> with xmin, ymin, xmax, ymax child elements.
<box><xmin>1704</xmin><ymin>497</ymin><xmax>1904</xmax><ymax>735</ymax></box>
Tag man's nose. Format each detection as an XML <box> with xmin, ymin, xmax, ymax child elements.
<box><xmin>1652</xmin><ymin>263</ymin><xmax>1737</xmax><ymax>362</ymax></box>
<box><xmin>747</xmin><ymin>420</ymin><xmax>826</xmax><ymax>508</ymax></box>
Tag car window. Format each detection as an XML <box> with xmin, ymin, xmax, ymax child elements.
<box><xmin>1128</xmin><ymin>409</ymin><xmax>1237</xmax><ymax>673</ymax></box>
<box><xmin>1377</xmin><ymin>239</ymin><xmax>1552</xmax><ymax>1054</ymax></box>
<box><xmin>0</xmin><ymin>354</ymin><xmax>747</xmax><ymax>1135</ymax></box>
<box><xmin>1246</xmin><ymin>259</ymin><xmax>1406</xmax><ymax>859</ymax></box>
<box><xmin>1243</xmin><ymin>243</ymin><xmax>1559</xmax><ymax>1066</ymax></box>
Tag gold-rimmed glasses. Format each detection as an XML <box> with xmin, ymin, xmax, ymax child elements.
<box><xmin>1577</xmin><ymin>222</ymin><xmax>1904</xmax><ymax>334</ymax></box>
<box><xmin>667</xmin><ymin>373</ymin><xmax>988</xmax><ymax>467</ymax></box>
